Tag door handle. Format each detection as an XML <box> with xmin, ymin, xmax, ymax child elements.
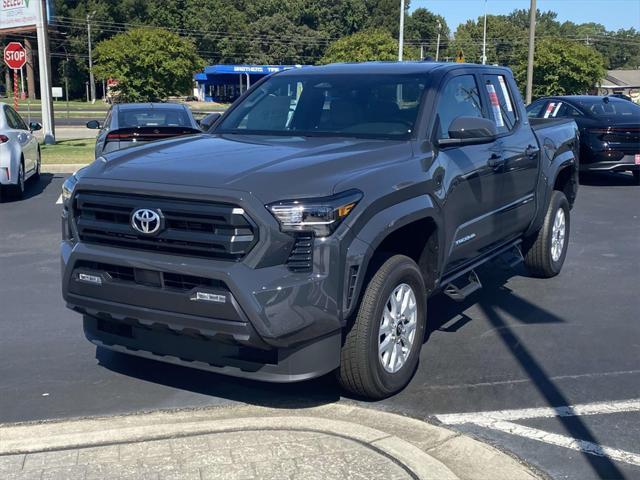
<box><xmin>487</xmin><ymin>153</ymin><xmax>504</xmax><ymax>169</ymax></box>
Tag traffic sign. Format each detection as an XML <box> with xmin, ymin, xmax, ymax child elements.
<box><xmin>455</xmin><ymin>50</ymin><xmax>465</xmax><ymax>63</ymax></box>
<box><xmin>4</xmin><ymin>42</ymin><xmax>27</xmax><ymax>70</ymax></box>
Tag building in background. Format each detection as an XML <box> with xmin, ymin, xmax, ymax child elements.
<box><xmin>194</xmin><ymin>65</ymin><xmax>304</xmax><ymax>103</ymax></box>
<box><xmin>598</xmin><ymin>70</ymin><xmax>640</xmax><ymax>103</ymax></box>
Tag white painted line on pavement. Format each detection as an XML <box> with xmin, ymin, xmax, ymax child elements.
<box><xmin>436</xmin><ymin>398</ymin><xmax>640</xmax><ymax>467</ymax></box>
<box><xmin>56</xmin><ymin>194</ymin><xmax>63</xmax><ymax>205</ymax></box>
<box><xmin>471</xmin><ymin>418</ymin><xmax>640</xmax><ymax>467</ymax></box>
<box><xmin>436</xmin><ymin>398</ymin><xmax>640</xmax><ymax>424</ymax></box>
<box><xmin>422</xmin><ymin>369</ymin><xmax>640</xmax><ymax>391</ymax></box>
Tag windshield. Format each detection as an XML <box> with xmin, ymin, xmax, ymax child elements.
<box><xmin>118</xmin><ymin>108</ymin><xmax>194</xmax><ymax>128</ymax></box>
<box><xmin>577</xmin><ymin>98</ymin><xmax>640</xmax><ymax>120</ymax></box>
<box><xmin>217</xmin><ymin>74</ymin><xmax>427</xmax><ymax>139</ymax></box>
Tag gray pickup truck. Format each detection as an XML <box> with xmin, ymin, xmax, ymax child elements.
<box><xmin>61</xmin><ymin>62</ymin><xmax>579</xmax><ymax>399</ymax></box>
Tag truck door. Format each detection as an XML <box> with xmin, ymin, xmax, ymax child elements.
<box><xmin>480</xmin><ymin>73</ymin><xmax>539</xmax><ymax>239</ymax></box>
<box><xmin>432</xmin><ymin>73</ymin><xmax>504</xmax><ymax>273</ymax></box>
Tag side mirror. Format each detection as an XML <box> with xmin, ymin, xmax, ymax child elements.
<box><xmin>199</xmin><ymin>112</ymin><xmax>222</xmax><ymax>132</ymax></box>
<box><xmin>438</xmin><ymin>116</ymin><xmax>497</xmax><ymax>146</ymax></box>
<box><xmin>86</xmin><ymin>120</ymin><xmax>101</xmax><ymax>129</ymax></box>
<box><xmin>29</xmin><ymin>121</ymin><xmax>42</xmax><ymax>132</ymax></box>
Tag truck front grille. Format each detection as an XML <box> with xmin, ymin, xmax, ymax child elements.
<box><xmin>73</xmin><ymin>191</ymin><xmax>257</xmax><ymax>260</ymax></box>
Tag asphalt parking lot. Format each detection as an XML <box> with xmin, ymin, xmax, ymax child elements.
<box><xmin>1</xmin><ymin>172</ymin><xmax>638</xmax><ymax>479</ymax></box>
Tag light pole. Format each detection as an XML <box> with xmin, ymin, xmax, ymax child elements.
<box><xmin>87</xmin><ymin>11</ymin><xmax>96</xmax><ymax>104</ymax></box>
<box><xmin>482</xmin><ymin>0</ymin><xmax>488</xmax><ymax>64</ymax></box>
<box><xmin>36</xmin><ymin>0</ymin><xmax>55</xmax><ymax>144</ymax></box>
<box><xmin>398</xmin><ymin>0</ymin><xmax>405</xmax><ymax>61</ymax></box>
<box><xmin>436</xmin><ymin>20</ymin><xmax>442</xmax><ymax>61</ymax></box>
<box><xmin>526</xmin><ymin>0</ymin><xmax>537</xmax><ymax>104</ymax></box>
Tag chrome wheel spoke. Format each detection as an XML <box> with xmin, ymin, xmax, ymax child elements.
<box><xmin>378</xmin><ymin>283</ymin><xmax>418</xmax><ymax>374</ymax></box>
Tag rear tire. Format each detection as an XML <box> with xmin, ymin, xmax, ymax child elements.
<box><xmin>633</xmin><ymin>171</ymin><xmax>640</xmax><ymax>186</ymax></box>
<box><xmin>523</xmin><ymin>191</ymin><xmax>570</xmax><ymax>278</ymax></box>
<box><xmin>33</xmin><ymin>149</ymin><xmax>41</xmax><ymax>180</ymax></box>
<box><xmin>337</xmin><ymin>255</ymin><xmax>426</xmax><ymax>399</ymax></box>
<box><xmin>7</xmin><ymin>161</ymin><xmax>25</xmax><ymax>200</ymax></box>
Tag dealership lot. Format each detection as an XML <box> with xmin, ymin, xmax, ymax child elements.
<box><xmin>1</xmin><ymin>172</ymin><xmax>638</xmax><ymax>479</ymax></box>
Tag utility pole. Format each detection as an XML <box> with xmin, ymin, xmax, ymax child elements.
<box><xmin>482</xmin><ymin>0</ymin><xmax>488</xmax><ymax>64</ymax></box>
<box><xmin>436</xmin><ymin>21</ymin><xmax>442</xmax><ymax>61</ymax></box>
<box><xmin>420</xmin><ymin>44</ymin><xmax>424</xmax><ymax>60</ymax></box>
<box><xmin>398</xmin><ymin>0</ymin><xmax>405</xmax><ymax>61</ymax></box>
<box><xmin>87</xmin><ymin>12</ymin><xmax>96</xmax><ymax>104</ymax></box>
<box><xmin>36</xmin><ymin>0</ymin><xmax>55</xmax><ymax>144</ymax></box>
<box><xmin>525</xmin><ymin>0</ymin><xmax>537</xmax><ymax>104</ymax></box>
<box><xmin>24</xmin><ymin>37</ymin><xmax>36</xmax><ymax>99</ymax></box>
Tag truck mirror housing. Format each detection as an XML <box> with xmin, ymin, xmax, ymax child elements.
<box><xmin>200</xmin><ymin>112</ymin><xmax>222</xmax><ymax>132</ymax></box>
<box><xmin>448</xmin><ymin>116</ymin><xmax>497</xmax><ymax>139</ymax></box>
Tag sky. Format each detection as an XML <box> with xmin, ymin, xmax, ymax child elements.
<box><xmin>410</xmin><ymin>0</ymin><xmax>640</xmax><ymax>32</ymax></box>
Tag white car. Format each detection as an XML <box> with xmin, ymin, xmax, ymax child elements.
<box><xmin>0</xmin><ymin>102</ymin><xmax>42</xmax><ymax>199</ymax></box>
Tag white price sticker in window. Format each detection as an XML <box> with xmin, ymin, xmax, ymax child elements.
<box><xmin>486</xmin><ymin>83</ymin><xmax>504</xmax><ymax>127</ymax></box>
<box><xmin>497</xmin><ymin>76</ymin><xmax>513</xmax><ymax>112</ymax></box>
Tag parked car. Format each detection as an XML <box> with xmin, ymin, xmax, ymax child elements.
<box><xmin>61</xmin><ymin>63</ymin><xmax>579</xmax><ymax>399</ymax></box>
<box><xmin>527</xmin><ymin>95</ymin><xmax>640</xmax><ymax>184</ymax></box>
<box><xmin>87</xmin><ymin>103</ymin><xmax>201</xmax><ymax>158</ymax></box>
<box><xmin>0</xmin><ymin>102</ymin><xmax>42</xmax><ymax>199</ymax></box>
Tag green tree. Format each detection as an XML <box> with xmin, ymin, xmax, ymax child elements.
<box><xmin>93</xmin><ymin>27</ymin><xmax>204</xmax><ymax>102</ymax></box>
<box><xmin>513</xmin><ymin>38</ymin><xmax>605</xmax><ymax>98</ymax></box>
<box><xmin>320</xmin><ymin>28</ymin><xmax>416</xmax><ymax>64</ymax></box>
<box><xmin>405</xmin><ymin>8</ymin><xmax>449</xmax><ymax>59</ymax></box>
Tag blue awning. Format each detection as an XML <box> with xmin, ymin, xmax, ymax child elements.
<box><xmin>194</xmin><ymin>64</ymin><xmax>305</xmax><ymax>82</ymax></box>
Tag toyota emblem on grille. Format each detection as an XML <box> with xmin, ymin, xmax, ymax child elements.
<box><xmin>131</xmin><ymin>208</ymin><xmax>163</xmax><ymax>235</ymax></box>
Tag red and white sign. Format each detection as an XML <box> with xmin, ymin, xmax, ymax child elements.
<box><xmin>3</xmin><ymin>42</ymin><xmax>26</xmax><ymax>70</ymax></box>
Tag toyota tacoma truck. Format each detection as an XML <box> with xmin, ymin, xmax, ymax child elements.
<box><xmin>61</xmin><ymin>62</ymin><xmax>579</xmax><ymax>399</ymax></box>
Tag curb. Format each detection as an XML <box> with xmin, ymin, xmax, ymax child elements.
<box><xmin>0</xmin><ymin>403</ymin><xmax>541</xmax><ymax>480</ymax></box>
<box><xmin>42</xmin><ymin>164</ymin><xmax>88</xmax><ymax>174</ymax></box>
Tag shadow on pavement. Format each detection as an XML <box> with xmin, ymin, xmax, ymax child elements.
<box><xmin>579</xmin><ymin>171</ymin><xmax>637</xmax><ymax>187</ymax></box>
<box><xmin>426</xmin><ymin>263</ymin><xmax>625</xmax><ymax>479</ymax></box>
<box><xmin>0</xmin><ymin>173</ymin><xmax>54</xmax><ymax>203</ymax></box>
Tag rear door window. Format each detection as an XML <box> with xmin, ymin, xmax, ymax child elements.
<box><xmin>434</xmin><ymin>75</ymin><xmax>485</xmax><ymax>139</ymax></box>
<box><xmin>526</xmin><ymin>100</ymin><xmax>547</xmax><ymax>118</ymax></box>
<box><xmin>483</xmin><ymin>74</ymin><xmax>517</xmax><ymax>134</ymax></box>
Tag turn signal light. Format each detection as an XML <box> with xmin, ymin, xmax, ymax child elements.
<box><xmin>0</xmin><ymin>134</ymin><xmax>9</xmax><ymax>143</ymax></box>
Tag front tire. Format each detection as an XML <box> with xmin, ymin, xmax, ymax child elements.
<box><xmin>337</xmin><ymin>255</ymin><xmax>426</xmax><ymax>399</ymax></box>
<box><xmin>523</xmin><ymin>191</ymin><xmax>570</xmax><ymax>278</ymax></box>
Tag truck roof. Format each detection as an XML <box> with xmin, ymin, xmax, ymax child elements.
<box><xmin>277</xmin><ymin>61</ymin><xmax>511</xmax><ymax>76</ymax></box>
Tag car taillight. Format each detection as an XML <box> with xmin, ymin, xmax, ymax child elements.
<box><xmin>106</xmin><ymin>132</ymin><xmax>129</xmax><ymax>141</ymax></box>
<box><xmin>586</xmin><ymin>128</ymin><xmax>610</xmax><ymax>135</ymax></box>
<box><xmin>0</xmin><ymin>134</ymin><xmax>9</xmax><ymax>143</ymax></box>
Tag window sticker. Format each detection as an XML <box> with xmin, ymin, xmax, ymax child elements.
<box><xmin>552</xmin><ymin>102</ymin><xmax>563</xmax><ymax>117</ymax></box>
<box><xmin>543</xmin><ymin>102</ymin><xmax>556</xmax><ymax>118</ymax></box>
<box><xmin>486</xmin><ymin>83</ymin><xmax>504</xmax><ymax>127</ymax></box>
<box><xmin>497</xmin><ymin>76</ymin><xmax>513</xmax><ymax>112</ymax></box>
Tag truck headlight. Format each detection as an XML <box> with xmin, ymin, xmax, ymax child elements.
<box><xmin>61</xmin><ymin>173</ymin><xmax>78</xmax><ymax>206</ymax></box>
<box><xmin>267</xmin><ymin>190</ymin><xmax>362</xmax><ymax>237</ymax></box>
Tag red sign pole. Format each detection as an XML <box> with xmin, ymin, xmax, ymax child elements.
<box><xmin>13</xmin><ymin>69</ymin><xmax>19</xmax><ymax>111</ymax></box>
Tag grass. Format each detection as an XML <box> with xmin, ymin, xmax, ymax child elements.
<box><xmin>41</xmin><ymin>139</ymin><xmax>95</xmax><ymax>164</ymax></box>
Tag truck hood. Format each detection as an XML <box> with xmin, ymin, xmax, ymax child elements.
<box><xmin>82</xmin><ymin>133</ymin><xmax>412</xmax><ymax>203</ymax></box>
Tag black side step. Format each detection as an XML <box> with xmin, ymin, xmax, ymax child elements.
<box><xmin>443</xmin><ymin>270</ymin><xmax>482</xmax><ymax>302</ymax></box>
<box><xmin>500</xmin><ymin>244</ymin><xmax>524</xmax><ymax>269</ymax></box>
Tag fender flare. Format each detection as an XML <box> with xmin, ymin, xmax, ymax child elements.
<box><xmin>342</xmin><ymin>194</ymin><xmax>443</xmax><ymax>318</ymax></box>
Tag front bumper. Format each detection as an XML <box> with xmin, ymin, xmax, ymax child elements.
<box><xmin>60</xmin><ymin>182</ymin><xmax>371</xmax><ymax>382</ymax></box>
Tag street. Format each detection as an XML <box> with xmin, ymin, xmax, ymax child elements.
<box><xmin>1</xmin><ymin>172</ymin><xmax>639</xmax><ymax>479</ymax></box>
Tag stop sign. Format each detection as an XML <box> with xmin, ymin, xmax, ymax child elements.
<box><xmin>4</xmin><ymin>42</ymin><xmax>27</xmax><ymax>70</ymax></box>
